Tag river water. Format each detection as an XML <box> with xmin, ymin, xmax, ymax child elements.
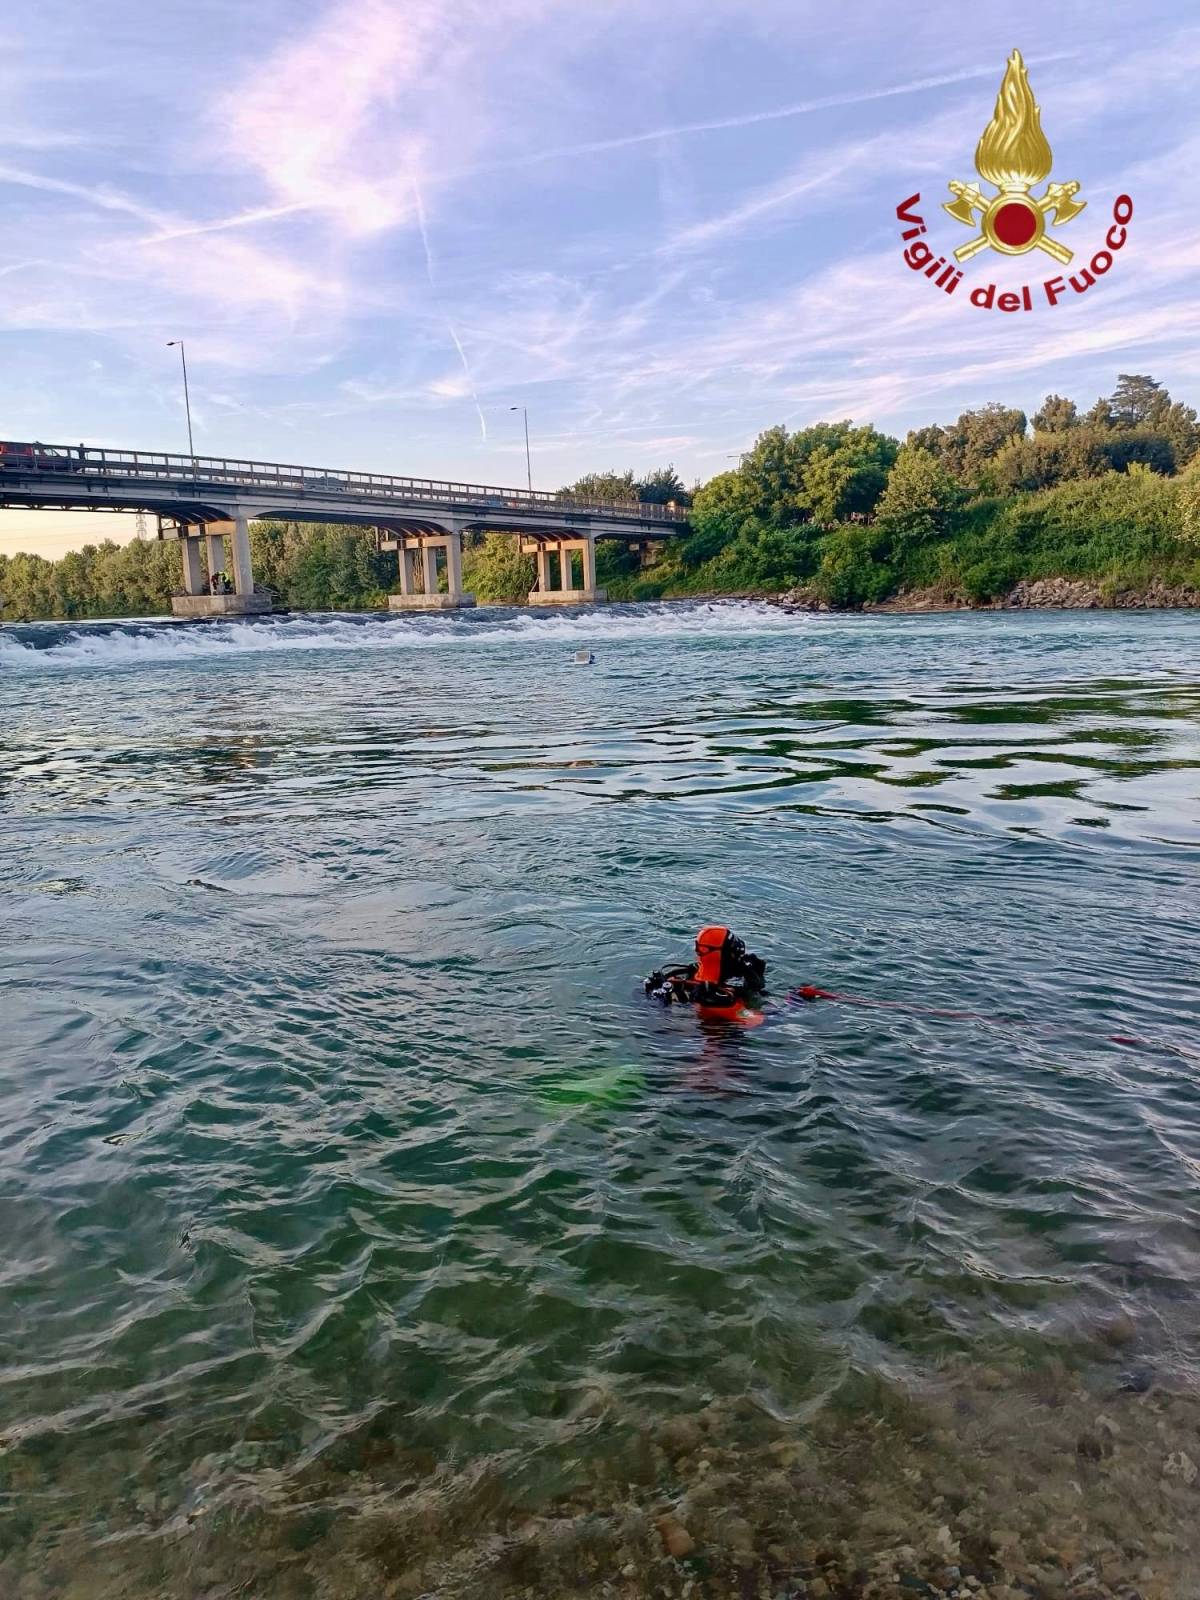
<box><xmin>2</xmin><ymin>603</ymin><xmax>1199</xmax><ymax>1600</ymax></box>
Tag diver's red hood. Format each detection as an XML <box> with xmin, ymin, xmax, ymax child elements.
<box><xmin>694</xmin><ymin>925</ymin><xmax>731</xmax><ymax>985</ymax></box>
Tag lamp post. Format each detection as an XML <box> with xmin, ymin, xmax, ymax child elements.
<box><xmin>167</xmin><ymin>340</ymin><xmax>194</xmax><ymax>456</ymax></box>
<box><xmin>510</xmin><ymin>405</ymin><xmax>532</xmax><ymax>493</ymax></box>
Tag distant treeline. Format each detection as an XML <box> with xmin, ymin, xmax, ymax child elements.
<box><xmin>0</xmin><ymin>524</ymin><xmax>396</xmax><ymax>622</ymax></box>
<box><xmin>3</xmin><ymin>375</ymin><xmax>1199</xmax><ymax>619</ymax></box>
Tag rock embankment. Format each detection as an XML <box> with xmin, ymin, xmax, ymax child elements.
<box><xmin>997</xmin><ymin>577</ymin><xmax>1200</xmax><ymax>609</ymax></box>
<box><xmin>775</xmin><ymin>579</ymin><xmax>1200</xmax><ymax>613</ymax></box>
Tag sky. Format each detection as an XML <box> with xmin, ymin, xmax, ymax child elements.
<box><xmin>2</xmin><ymin>0</ymin><xmax>1198</xmax><ymax>557</ymax></box>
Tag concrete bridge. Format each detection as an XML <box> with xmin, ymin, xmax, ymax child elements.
<box><xmin>0</xmin><ymin>441</ymin><xmax>689</xmax><ymax>616</ymax></box>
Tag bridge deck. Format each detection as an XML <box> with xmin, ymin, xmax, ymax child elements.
<box><xmin>0</xmin><ymin>441</ymin><xmax>686</xmax><ymax>530</ymax></box>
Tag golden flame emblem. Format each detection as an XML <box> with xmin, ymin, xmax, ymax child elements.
<box><xmin>944</xmin><ymin>50</ymin><xmax>1085</xmax><ymax>264</ymax></box>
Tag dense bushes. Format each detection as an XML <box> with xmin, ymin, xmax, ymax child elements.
<box><xmin>812</xmin><ymin>526</ymin><xmax>893</xmax><ymax>608</ymax></box>
<box><xmin>576</xmin><ymin>414</ymin><xmax>1199</xmax><ymax>609</ymax></box>
<box><xmin>891</xmin><ymin>471</ymin><xmax>1199</xmax><ymax>602</ymax></box>
<box><xmin>251</xmin><ymin>523</ymin><xmax>391</xmax><ymax>610</ymax></box>
<box><xmin>461</xmin><ymin>533</ymin><xmax>536</xmax><ymax>603</ymax></box>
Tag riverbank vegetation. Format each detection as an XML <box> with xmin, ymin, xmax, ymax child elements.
<box><xmin>2</xmin><ymin>374</ymin><xmax>1198</xmax><ymax>619</ymax></box>
<box><xmin>614</xmin><ymin>373</ymin><xmax>1200</xmax><ymax>608</ymax></box>
<box><xmin>0</xmin><ymin>523</ymin><xmax>396</xmax><ymax>621</ymax></box>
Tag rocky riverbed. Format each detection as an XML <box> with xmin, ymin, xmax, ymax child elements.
<box><xmin>776</xmin><ymin>579</ymin><xmax>1200</xmax><ymax>614</ymax></box>
<box><xmin>7</xmin><ymin>1346</ymin><xmax>1199</xmax><ymax>1600</ymax></box>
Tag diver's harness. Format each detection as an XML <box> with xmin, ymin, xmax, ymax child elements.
<box><xmin>644</xmin><ymin>926</ymin><xmax>766</xmax><ymax>1014</ymax></box>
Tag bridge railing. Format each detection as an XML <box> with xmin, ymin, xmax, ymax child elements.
<box><xmin>12</xmin><ymin>442</ymin><xmax>688</xmax><ymax>524</ymax></box>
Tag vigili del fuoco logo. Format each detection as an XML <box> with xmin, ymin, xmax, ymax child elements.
<box><xmin>895</xmin><ymin>49</ymin><xmax>1132</xmax><ymax>312</ymax></box>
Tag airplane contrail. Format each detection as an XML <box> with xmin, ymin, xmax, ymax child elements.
<box><xmin>412</xmin><ymin>177</ymin><xmax>488</xmax><ymax>443</ymax></box>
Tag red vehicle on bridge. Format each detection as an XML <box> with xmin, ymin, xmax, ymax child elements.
<box><xmin>0</xmin><ymin>441</ymin><xmax>86</xmax><ymax>471</ymax></box>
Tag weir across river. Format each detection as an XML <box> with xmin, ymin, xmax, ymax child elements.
<box><xmin>0</xmin><ymin>441</ymin><xmax>689</xmax><ymax>616</ymax></box>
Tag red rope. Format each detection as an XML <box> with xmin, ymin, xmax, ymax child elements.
<box><xmin>792</xmin><ymin>985</ymin><xmax>1007</xmax><ymax>1024</ymax></box>
<box><xmin>785</xmin><ymin>985</ymin><xmax>1190</xmax><ymax>1057</ymax></box>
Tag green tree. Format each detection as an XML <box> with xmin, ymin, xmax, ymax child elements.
<box><xmin>1108</xmin><ymin>374</ymin><xmax>1163</xmax><ymax>428</ymax></box>
<box><xmin>461</xmin><ymin>532</ymin><xmax>536</xmax><ymax>602</ymax></box>
<box><xmin>563</xmin><ymin>471</ymin><xmax>637</xmax><ymax>504</ymax></box>
<box><xmin>1098</xmin><ymin>429</ymin><xmax>1176</xmax><ymax>476</ymax></box>
<box><xmin>636</xmin><ymin>466</ymin><xmax>691</xmax><ymax>506</ymax></box>
<box><xmin>957</xmin><ymin>403</ymin><xmax>1028</xmax><ymax>482</ymax></box>
<box><xmin>906</xmin><ymin>423</ymin><xmax>949</xmax><ymax>456</ymax></box>
<box><xmin>801</xmin><ymin>425</ymin><xmax>898</xmax><ymax>523</ymax></box>
<box><xmin>906</xmin><ymin>404</ymin><xmax>1026</xmax><ymax>490</ymax></box>
<box><xmin>1179</xmin><ymin>459</ymin><xmax>1200</xmax><ymax>544</ymax></box>
<box><xmin>995</xmin><ymin>429</ymin><xmax>1106</xmax><ymax>492</ymax></box>
<box><xmin>1151</xmin><ymin>399</ymin><xmax>1200</xmax><ymax>468</ymax></box>
<box><xmin>737</xmin><ymin>424</ymin><xmax>804</xmax><ymax>521</ymax></box>
<box><xmin>1084</xmin><ymin>396</ymin><xmax>1115</xmax><ymax>430</ymax></box>
<box><xmin>247</xmin><ymin>522</ymin><xmax>388</xmax><ymax>610</ymax></box>
<box><xmin>0</xmin><ymin>552</ymin><xmax>56</xmax><ymax>619</ymax></box>
<box><xmin>1032</xmin><ymin>394</ymin><xmax>1078</xmax><ymax>432</ymax></box>
<box><xmin>874</xmin><ymin>447</ymin><xmax>959</xmax><ymax>545</ymax></box>
<box><xmin>561</xmin><ymin>466</ymin><xmax>691</xmax><ymax>508</ymax></box>
<box><xmin>684</xmin><ymin>470</ymin><xmax>761</xmax><ymax>564</ymax></box>
<box><xmin>736</xmin><ymin>420</ymin><xmax>897</xmax><ymax>525</ymax></box>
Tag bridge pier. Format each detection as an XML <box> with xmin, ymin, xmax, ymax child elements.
<box><xmin>180</xmin><ymin>528</ymin><xmax>206</xmax><ymax>596</ymax></box>
<box><xmin>227</xmin><ymin>516</ymin><xmax>254</xmax><ymax>599</ymax></box>
<box><xmin>205</xmin><ymin>528</ymin><xmax>226</xmax><ymax>582</ymax></box>
<box><xmin>523</xmin><ymin>536</ymin><xmax>606</xmax><ymax>605</ymax></box>
<box><xmin>384</xmin><ymin>531</ymin><xmax>476</xmax><ymax>610</ymax></box>
<box><xmin>170</xmin><ymin>512</ymin><xmax>271</xmax><ymax>618</ymax></box>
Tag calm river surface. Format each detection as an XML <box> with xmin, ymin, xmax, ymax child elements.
<box><xmin>2</xmin><ymin>603</ymin><xmax>1199</xmax><ymax>1599</ymax></box>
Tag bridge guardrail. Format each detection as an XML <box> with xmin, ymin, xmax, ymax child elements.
<box><xmin>7</xmin><ymin>442</ymin><xmax>688</xmax><ymax>525</ymax></box>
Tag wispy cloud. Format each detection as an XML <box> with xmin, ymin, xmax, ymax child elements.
<box><xmin>660</xmin><ymin>142</ymin><xmax>878</xmax><ymax>255</ymax></box>
<box><xmin>451</xmin><ymin>56</ymin><xmax>1080</xmax><ymax>179</ymax></box>
<box><xmin>0</xmin><ymin>0</ymin><xmax>1195</xmax><ymax>514</ymax></box>
<box><xmin>135</xmin><ymin>203</ymin><xmax>319</xmax><ymax>247</ymax></box>
<box><xmin>216</xmin><ymin>0</ymin><xmax>550</xmax><ymax>235</ymax></box>
<box><xmin>0</xmin><ymin>128</ymin><xmax>94</xmax><ymax>152</ymax></box>
<box><xmin>0</xmin><ymin>162</ymin><xmax>163</xmax><ymax>222</ymax></box>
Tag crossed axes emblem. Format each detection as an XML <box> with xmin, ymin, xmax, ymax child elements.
<box><xmin>944</xmin><ymin>179</ymin><xmax>1087</xmax><ymax>265</ymax></box>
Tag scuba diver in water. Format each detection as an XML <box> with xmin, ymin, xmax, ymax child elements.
<box><xmin>644</xmin><ymin>926</ymin><xmax>770</xmax><ymax>1091</ymax></box>
<box><xmin>644</xmin><ymin>928</ymin><xmax>1196</xmax><ymax>1074</ymax></box>
<box><xmin>644</xmin><ymin>926</ymin><xmax>768</xmax><ymax>1027</ymax></box>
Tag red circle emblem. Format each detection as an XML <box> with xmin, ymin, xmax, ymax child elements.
<box><xmin>992</xmin><ymin>200</ymin><xmax>1038</xmax><ymax>248</ymax></box>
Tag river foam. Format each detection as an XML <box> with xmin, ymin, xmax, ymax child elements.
<box><xmin>0</xmin><ymin>601</ymin><xmax>798</xmax><ymax>670</ymax></box>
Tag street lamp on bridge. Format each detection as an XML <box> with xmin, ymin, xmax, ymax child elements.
<box><xmin>510</xmin><ymin>405</ymin><xmax>532</xmax><ymax>493</ymax></box>
<box><xmin>166</xmin><ymin>340</ymin><xmax>195</xmax><ymax>457</ymax></box>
